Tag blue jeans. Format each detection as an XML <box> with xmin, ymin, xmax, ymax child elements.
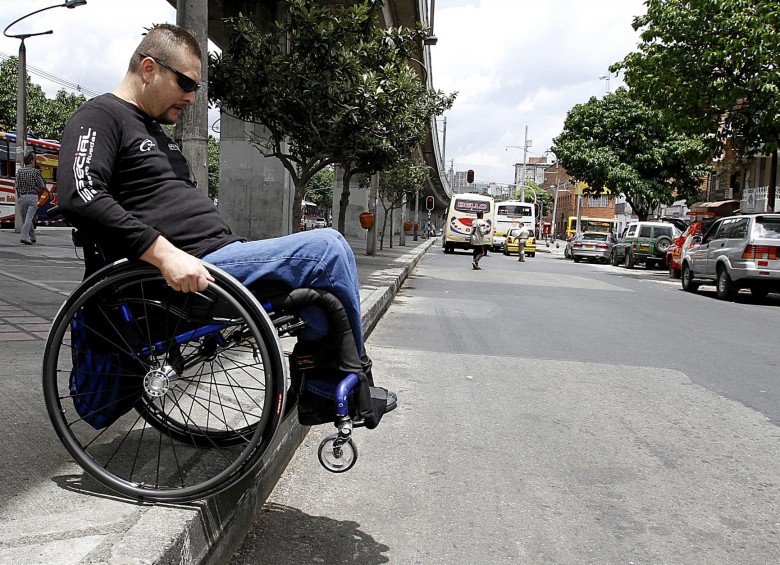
<box><xmin>202</xmin><ymin>229</ymin><xmax>363</xmax><ymax>354</ymax></box>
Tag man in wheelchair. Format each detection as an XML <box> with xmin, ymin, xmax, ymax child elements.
<box><xmin>57</xmin><ymin>24</ymin><xmax>396</xmax><ymax>435</ymax></box>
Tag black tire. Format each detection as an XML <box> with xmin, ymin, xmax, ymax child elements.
<box><xmin>681</xmin><ymin>263</ymin><xmax>699</xmax><ymax>293</ymax></box>
<box><xmin>503</xmin><ymin>246</ymin><xmax>509</xmax><ymax>256</ymax></box>
<box><xmin>655</xmin><ymin>235</ymin><xmax>672</xmax><ymax>254</ymax></box>
<box><xmin>573</xmin><ymin>256</ymin><xmax>581</xmax><ymax>263</ymax></box>
<box><xmin>42</xmin><ymin>262</ymin><xmax>286</xmax><ymax>502</ymax></box>
<box><xmin>624</xmin><ymin>250</ymin><xmax>635</xmax><ymax>269</ymax></box>
<box><xmin>528</xmin><ymin>253</ymin><xmax>535</xmax><ymax>258</ymax></box>
<box><xmin>716</xmin><ymin>267</ymin><xmax>736</xmax><ymax>300</ymax></box>
<box><xmin>669</xmin><ymin>266</ymin><xmax>681</xmax><ymax>279</ymax></box>
<box><xmin>611</xmin><ymin>250</ymin><xmax>620</xmax><ymax>266</ymax></box>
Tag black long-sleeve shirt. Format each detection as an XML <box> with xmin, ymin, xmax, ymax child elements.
<box><xmin>58</xmin><ymin>94</ymin><xmax>242</xmax><ymax>260</ymax></box>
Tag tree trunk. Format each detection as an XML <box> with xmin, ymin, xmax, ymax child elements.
<box><xmin>768</xmin><ymin>151</ymin><xmax>778</xmax><ymax>213</ymax></box>
<box><xmin>337</xmin><ymin>168</ymin><xmax>353</xmax><ymax>235</ymax></box>
<box><xmin>292</xmin><ymin>181</ymin><xmax>304</xmax><ymax>233</ymax></box>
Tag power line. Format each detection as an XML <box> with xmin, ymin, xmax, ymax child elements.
<box><xmin>0</xmin><ymin>51</ymin><xmax>102</xmax><ymax>98</ymax></box>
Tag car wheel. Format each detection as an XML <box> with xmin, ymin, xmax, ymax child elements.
<box><xmin>528</xmin><ymin>253</ymin><xmax>535</xmax><ymax>258</ymax></box>
<box><xmin>716</xmin><ymin>267</ymin><xmax>736</xmax><ymax>300</ymax></box>
<box><xmin>503</xmin><ymin>247</ymin><xmax>509</xmax><ymax>256</ymax></box>
<box><xmin>611</xmin><ymin>250</ymin><xmax>620</xmax><ymax>266</ymax></box>
<box><xmin>655</xmin><ymin>235</ymin><xmax>672</xmax><ymax>253</ymax></box>
<box><xmin>669</xmin><ymin>266</ymin><xmax>681</xmax><ymax>279</ymax></box>
<box><xmin>624</xmin><ymin>250</ymin><xmax>635</xmax><ymax>269</ymax></box>
<box><xmin>750</xmin><ymin>285</ymin><xmax>769</xmax><ymax>300</ymax></box>
<box><xmin>573</xmin><ymin>256</ymin><xmax>581</xmax><ymax>263</ymax></box>
<box><xmin>681</xmin><ymin>264</ymin><xmax>699</xmax><ymax>293</ymax></box>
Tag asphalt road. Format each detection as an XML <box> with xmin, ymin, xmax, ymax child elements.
<box><xmin>230</xmin><ymin>245</ymin><xmax>780</xmax><ymax>564</ymax></box>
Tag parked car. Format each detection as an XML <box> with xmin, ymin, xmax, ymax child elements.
<box><xmin>503</xmin><ymin>227</ymin><xmax>537</xmax><ymax>257</ymax></box>
<box><xmin>315</xmin><ymin>217</ymin><xmax>327</xmax><ymax>228</ymax></box>
<box><xmin>570</xmin><ymin>232</ymin><xmax>616</xmax><ymax>263</ymax></box>
<box><xmin>563</xmin><ymin>234</ymin><xmax>576</xmax><ymax>259</ymax></box>
<box><xmin>681</xmin><ymin>214</ymin><xmax>780</xmax><ymax>299</ymax></box>
<box><xmin>666</xmin><ymin>221</ymin><xmax>705</xmax><ymax>278</ymax></box>
<box><xmin>612</xmin><ymin>221</ymin><xmax>679</xmax><ymax>269</ymax></box>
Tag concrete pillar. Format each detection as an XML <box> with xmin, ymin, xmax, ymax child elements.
<box><xmin>217</xmin><ymin>0</ymin><xmax>294</xmax><ymax>240</ymax></box>
<box><xmin>332</xmin><ymin>166</ymin><xmax>370</xmax><ymax>239</ymax></box>
<box><xmin>176</xmin><ymin>0</ymin><xmax>209</xmax><ymax>197</ymax></box>
<box><xmin>219</xmin><ymin>113</ymin><xmax>293</xmax><ymax>239</ymax></box>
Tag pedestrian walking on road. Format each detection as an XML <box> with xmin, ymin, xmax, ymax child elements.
<box><xmin>471</xmin><ymin>211</ymin><xmax>487</xmax><ymax>270</ymax></box>
<box><xmin>517</xmin><ymin>223</ymin><xmax>530</xmax><ymax>262</ymax></box>
<box><xmin>15</xmin><ymin>152</ymin><xmax>45</xmax><ymax>245</ymax></box>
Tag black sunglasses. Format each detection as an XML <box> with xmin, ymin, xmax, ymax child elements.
<box><xmin>138</xmin><ymin>52</ymin><xmax>201</xmax><ymax>93</ymax></box>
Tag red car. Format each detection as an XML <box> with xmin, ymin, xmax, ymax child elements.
<box><xmin>666</xmin><ymin>221</ymin><xmax>703</xmax><ymax>278</ymax></box>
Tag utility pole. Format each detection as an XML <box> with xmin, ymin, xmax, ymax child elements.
<box><xmin>520</xmin><ymin>125</ymin><xmax>528</xmax><ymax>202</ymax></box>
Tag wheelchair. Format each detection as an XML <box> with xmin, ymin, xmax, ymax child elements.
<box><xmin>43</xmin><ymin>229</ymin><xmax>391</xmax><ymax>503</ymax></box>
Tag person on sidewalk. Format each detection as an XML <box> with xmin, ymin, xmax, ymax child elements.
<box><xmin>471</xmin><ymin>211</ymin><xmax>487</xmax><ymax>270</ymax></box>
<box><xmin>15</xmin><ymin>152</ymin><xmax>45</xmax><ymax>245</ymax></box>
<box><xmin>57</xmin><ymin>23</ymin><xmax>395</xmax><ymax>420</ymax></box>
<box><xmin>517</xmin><ymin>223</ymin><xmax>530</xmax><ymax>262</ymax></box>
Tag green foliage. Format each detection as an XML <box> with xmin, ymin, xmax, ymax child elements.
<box><xmin>552</xmin><ymin>89</ymin><xmax>711</xmax><ymax>220</ymax></box>
<box><xmin>377</xmin><ymin>159</ymin><xmax>430</xmax><ymax>249</ymax></box>
<box><xmin>208</xmin><ymin>135</ymin><xmax>219</xmax><ymax>201</ymax></box>
<box><xmin>209</xmin><ymin>0</ymin><xmax>454</xmax><ymax>233</ymax></box>
<box><xmin>0</xmin><ymin>57</ymin><xmax>86</xmax><ymax>140</ymax></box>
<box><xmin>614</xmin><ymin>0</ymin><xmax>780</xmax><ymax>157</ymax></box>
<box><xmin>305</xmin><ymin>165</ymin><xmax>334</xmax><ymax>210</ymax></box>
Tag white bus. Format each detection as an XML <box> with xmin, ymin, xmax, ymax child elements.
<box><xmin>442</xmin><ymin>193</ymin><xmax>495</xmax><ymax>253</ymax></box>
<box><xmin>492</xmin><ymin>200</ymin><xmax>536</xmax><ymax>250</ymax></box>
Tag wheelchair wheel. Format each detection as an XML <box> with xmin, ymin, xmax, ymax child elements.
<box><xmin>318</xmin><ymin>434</ymin><xmax>358</xmax><ymax>473</ymax></box>
<box><xmin>42</xmin><ymin>261</ymin><xmax>287</xmax><ymax>502</ymax></box>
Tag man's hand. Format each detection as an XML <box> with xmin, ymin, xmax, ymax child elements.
<box><xmin>140</xmin><ymin>236</ymin><xmax>214</xmax><ymax>292</ymax></box>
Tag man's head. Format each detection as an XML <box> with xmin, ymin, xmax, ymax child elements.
<box><xmin>124</xmin><ymin>24</ymin><xmax>202</xmax><ymax>124</ymax></box>
<box><xmin>476</xmin><ymin>211</ymin><xmax>484</xmax><ymax>219</ymax></box>
<box><xmin>24</xmin><ymin>152</ymin><xmax>35</xmax><ymax>166</ymax></box>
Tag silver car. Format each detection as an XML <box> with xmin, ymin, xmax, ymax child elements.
<box><xmin>570</xmin><ymin>232</ymin><xmax>616</xmax><ymax>263</ymax></box>
<box><xmin>681</xmin><ymin>214</ymin><xmax>780</xmax><ymax>299</ymax></box>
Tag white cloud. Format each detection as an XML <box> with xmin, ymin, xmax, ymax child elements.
<box><xmin>432</xmin><ymin>0</ymin><xmax>647</xmax><ymax>183</ymax></box>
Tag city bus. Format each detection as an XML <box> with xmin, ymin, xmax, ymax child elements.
<box><xmin>0</xmin><ymin>132</ymin><xmax>62</xmax><ymax>227</ymax></box>
<box><xmin>442</xmin><ymin>193</ymin><xmax>495</xmax><ymax>253</ymax></box>
<box><xmin>565</xmin><ymin>216</ymin><xmax>616</xmax><ymax>238</ymax></box>
<box><xmin>300</xmin><ymin>199</ymin><xmax>318</xmax><ymax>230</ymax></box>
<box><xmin>492</xmin><ymin>200</ymin><xmax>536</xmax><ymax>251</ymax></box>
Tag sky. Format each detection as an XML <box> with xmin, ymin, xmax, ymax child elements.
<box><xmin>0</xmin><ymin>0</ymin><xmax>647</xmax><ymax>184</ymax></box>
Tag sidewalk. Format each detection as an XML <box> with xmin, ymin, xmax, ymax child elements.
<box><xmin>0</xmin><ymin>226</ymin><xmax>432</xmax><ymax>565</ymax></box>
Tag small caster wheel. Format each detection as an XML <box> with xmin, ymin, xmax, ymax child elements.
<box><xmin>318</xmin><ymin>434</ymin><xmax>358</xmax><ymax>473</ymax></box>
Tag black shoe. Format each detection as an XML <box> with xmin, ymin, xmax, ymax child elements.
<box><xmin>20</xmin><ymin>240</ymin><xmax>32</xmax><ymax>245</ymax></box>
<box><xmin>384</xmin><ymin>390</ymin><xmax>398</xmax><ymax>413</ymax></box>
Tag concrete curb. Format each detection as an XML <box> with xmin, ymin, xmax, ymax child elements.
<box><xmin>117</xmin><ymin>237</ymin><xmax>435</xmax><ymax>565</ymax></box>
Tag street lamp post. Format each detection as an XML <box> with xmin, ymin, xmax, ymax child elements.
<box><xmin>506</xmin><ymin>127</ymin><xmax>532</xmax><ymax>202</ymax></box>
<box><xmin>4</xmin><ymin>0</ymin><xmax>87</xmax><ymax>231</ymax></box>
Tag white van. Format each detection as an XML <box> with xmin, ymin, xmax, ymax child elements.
<box><xmin>441</xmin><ymin>193</ymin><xmax>495</xmax><ymax>253</ymax></box>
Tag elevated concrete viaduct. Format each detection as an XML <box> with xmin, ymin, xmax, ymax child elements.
<box><xmin>168</xmin><ymin>0</ymin><xmax>451</xmax><ymax>240</ymax></box>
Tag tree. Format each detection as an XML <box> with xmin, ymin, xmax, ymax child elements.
<box><xmin>306</xmin><ymin>165</ymin><xmax>335</xmax><ymax>219</ymax></box>
<box><xmin>377</xmin><ymin>159</ymin><xmax>430</xmax><ymax>250</ymax></box>
<box><xmin>207</xmin><ymin>135</ymin><xmax>219</xmax><ymax>202</ymax></box>
<box><xmin>209</xmin><ymin>0</ymin><xmax>453</xmax><ymax>234</ymax></box>
<box><xmin>614</xmin><ymin>0</ymin><xmax>780</xmax><ymax>205</ymax></box>
<box><xmin>552</xmin><ymin>89</ymin><xmax>711</xmax><ymax>220</ymax></box>
<box><xmin>0</xmin><ymin>57</ymin><xmax>85</xmax><ymax>139</ymax></box>
<box><xmin>334</xmin><ymin>23</ymin><xmax>454</xmax><ymax>234</ymax></box>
